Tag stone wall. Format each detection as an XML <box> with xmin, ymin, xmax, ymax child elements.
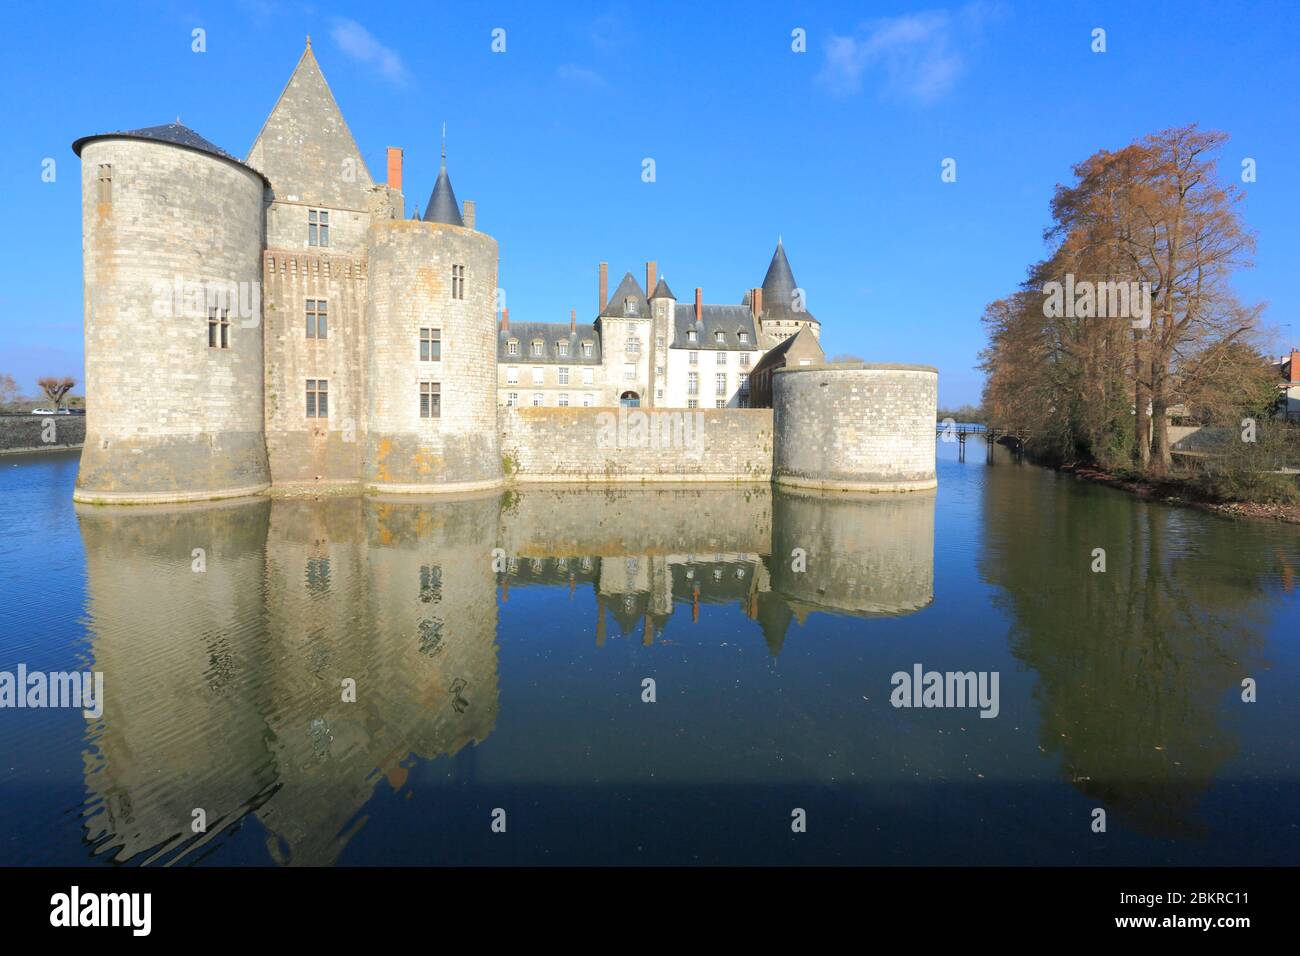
<box><xmin>773</xmin><ymin>363</ymin><xmax>937</xmax><ymax>492</ymax></box>
<box><xmin>74</xmin><ymin>137</ymin><xmax>270</xmax><ymax>504</ymax></box>
<box><xmin>0</xmin><ymin>415</ymin><xmax>86</xmax><ymax>453</ymax></box>
<box><xmin>364</xmin><ymin>220</ymin><xmax>502</xmax><ymax>492</ymax></box>
<box><xmin>500</xmin><ymin>406</ymin><xmax>773</xmax><ymax>483</ymax></box>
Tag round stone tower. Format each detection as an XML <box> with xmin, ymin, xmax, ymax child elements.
<box><xmin>363</xmin><ymin>159</ymin><xmax>502</xmax><ymax>493</ymax></box>
<box><xmin>773</xmin><ymin>363</ymin><xmax>938</xmax><ymax>492</ymax></box>
<box><xmin>72</xmin><ymin>124</ymin><xmax>271</xmax><ymax>504</ymax></box>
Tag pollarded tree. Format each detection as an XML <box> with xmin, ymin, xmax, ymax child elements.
<box><xmin>37</xmin><ymin>376</ymin><xmax>76</xmax><ymax>409</ymax></box>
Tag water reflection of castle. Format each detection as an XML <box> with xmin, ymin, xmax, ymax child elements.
<box><xmin>75</xmin><ymin>485</ymin><xmax>934</xmax><ymax>864</ymax></box>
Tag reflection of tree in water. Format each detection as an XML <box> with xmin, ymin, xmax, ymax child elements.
<box><xmin>979</xmin><ymin>470</ymin><xmax>1275</xmax><ymax>838</ymax></box>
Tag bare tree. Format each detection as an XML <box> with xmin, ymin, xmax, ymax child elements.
<box><xmin>37</xmin><ymin>376</ymin><xmax>76</xmax><ymax>409</ymax></box>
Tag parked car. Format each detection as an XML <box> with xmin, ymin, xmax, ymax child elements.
<box><xmin>30</xmin><ymin>408</ymin><xmax>71</xmax><ymax>415</ymax></box>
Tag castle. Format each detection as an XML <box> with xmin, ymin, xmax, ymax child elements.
<box><xmin>72</xmin><ymin>41</ymin><xmax>936</xmax><ymax>504</ymax></box>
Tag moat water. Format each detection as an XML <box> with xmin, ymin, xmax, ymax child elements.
<box><xmin>0</xmin><ymin>442</ymin><xmax>1296</xmax><ymax>865</ymax></box>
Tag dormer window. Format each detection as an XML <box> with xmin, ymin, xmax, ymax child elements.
<box><xmin>738</xmin><ymin>331</ymin><xmax>749</xmax><ymax>344</ymax></box>
<box><xmin>581</xmin><ymin>341</ymin><xmax>593</xmax><ymax>358</ymax></box>
<box><xmin>714</xmin><ymin>330</ymin><xmax>726</xmax><ymax>344</ymax></box>
<box><xmin>687</xmin><ymin>329</ymin><xmax>697</xmax><ymax>343</ymax></box>
<box><xmin>623</xmin><ymin>298</ymin><xmax>638</xmax><ymax>316</ymax></box>
<box><xmin>531</xmin><ymin>340</ymin><xmax>544</xmax><ymax>357</ymax></box>
<box><xmin>507</xmin><ymin>339</ymin><xmax>519</xmax><ymax>356</ymax></box>
<box><xmin>557</xmin><ymin>340</ymin><xmax>568</xmax><ymax>357</ymax></box>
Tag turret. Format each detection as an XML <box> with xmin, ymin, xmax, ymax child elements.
<box><xmin>71</xmin><ymin>123</ymin><xmax>271</xmax><ymax>503</ymax></box>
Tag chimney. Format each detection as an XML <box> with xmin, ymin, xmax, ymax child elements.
<box><xmin>570</xmin><ymin>308</ymin><xmax>577</xmax><ymax>332</ymax></box>
<box><xmin>695</xmin><ymin>287</ymin><xmax>702</xmax><ymax>324</ymax></box>
<box><xmin>646</xmin><ymin>261</ymin><xmax>657</xmax><ymax>297</ymax></box>
<box><xmin>751</xmin><ymin>287</ymin><xmax>763</xmax><ymax>319</ymax></box>
<box><xmin>463</xmin><ymin>200</ymin><xmax>475</xmax><ymax>230</ymax></box>
<box><xmin>1291</xmin><ymin>349</ymin><xmax>1300</xmax><ymax>384</ymax></box>
<box><xmin>386</xmin><ymin>147</ymin><xmax>403</xmax><ymax>191</ymax></box>
<box><xmin>598</xmin><ymin>262</ymin><xmax>608</xmax><ymax>314</ymax></box>
<box><xmin>500</xmin><ymin>307</ymin><xmax>509</xmax><ymax>331</ymax></box>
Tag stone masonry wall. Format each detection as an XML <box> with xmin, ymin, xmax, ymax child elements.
<box><xmin>75</xmin><ymin>138</ymin><xmax>270</xmax><ymax>503</ymax></box>
<box><xmin>0</xmin><ymin>416</ymin><xmax>86</xmax><ymax>453</ymax></box>
<box><xmin>500</xmin><ymin>406</ymin><xmax>773</xmax><ymax>483</ymax></box>
<box><xmin>773</xmin><ymin>364</ymin><xmax>937</xmax><ymax>492</ymax></box>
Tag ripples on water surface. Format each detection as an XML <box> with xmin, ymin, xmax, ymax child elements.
<box><xmin>0</xmin><ymin>445</ymin><xmax>1295</xmax><ymax>865</ymax></box>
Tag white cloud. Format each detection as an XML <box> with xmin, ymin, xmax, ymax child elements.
<box><xmin>817</xmin><ymin>3</ymin><xmax>1000</xmax><ymax>103</ymax></box>
<box><xmin>330</xmin><ymin>18</ymin><xmax>410</xmax><ymax>87</ymax></box>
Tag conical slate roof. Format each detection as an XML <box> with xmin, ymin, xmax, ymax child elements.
<box><xmin>600</xmin><ymin>272</ymin><xmax>648</xmax><ymax>317</ymax></box>
<box><xmin>759</xmin><ymin>239</ymin><xmax>811</xmax><ymax>320</ymax></box>
<box><xmin>72</xmin><ymin>122</ymin><xmax>269</xmax><ymax>183</ymax></box>
<box><xmin>423</xmin><ymin>160</ymin><xmax>463</xmax><ymax>225</ymax></box>
<box><xmin>649</xmin><ymin>276</ymin><xmax>676</xmax><ymax>300</ymax></box>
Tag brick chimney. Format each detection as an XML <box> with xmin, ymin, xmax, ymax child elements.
<box><xmin>570</xmin><ymin>308</ymin><xmax>577</xmax><ymax>332</ymax></box>
<box><xmin>695</xmin><ymin>287</ymin><xmax>702</xmax><ymax>324</ymax></box>
<box><xmin>386</xmin><ymin>147</ymin><xmax>403</xmax><ymax>191</ymax></box>
<box><xmin>463</xmin><ymin>200</ymin><xmax>475</xmax><ymax>230</ymax></box>
<box><xmin>599</xmin><ymin>262</ymin><xmax>608</xmax><ymax>314</ymax></box>
<box><xmin>750</xmin><ymin>287</ymin><xmax>763</xmax><ymax>319</ymax></box>
<box><xmin>646</xmin><ymin>261</ymin><xmax>657</xmax><ymax>297</ymax></box>
<box><xmin>500</xmin><ymin>307</ymin><xmax>509</xmax><ymax>331</ymax></box>
<box><xmin>1291</xmin><ymin>349</ymin><xmax>1300</xmax><ymax>383</ymax></box>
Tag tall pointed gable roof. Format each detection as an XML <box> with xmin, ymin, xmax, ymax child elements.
<box><xmin>422</xmin><ymin>147</ymin><xmax>463</xmax><ymax>225</ymax></box>
<box><xmin>600</xmin><ymin>272</ymin><xmax>648</xmax><ymax>317</ymax></box>
<box><xmin>760</xmin><ymin>238</ymin><xmax>809</xmax><ymax>320</ymax></box>
<box><xmin>246</xmin><ymin>39</ymin><xmax>373</xmax><ymax>207</ymax></box>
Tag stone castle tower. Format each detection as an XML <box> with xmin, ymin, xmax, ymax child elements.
<box><xmin>72</xmin><ymin>39</ymin><xmax>502</xmax><ymax>504</ymax></box>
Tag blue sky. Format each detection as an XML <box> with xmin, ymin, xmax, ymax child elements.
<box><xmin>1</xmin><ymin>0</ymin><xmax>1298</xmax><ymax>405</ymax></box>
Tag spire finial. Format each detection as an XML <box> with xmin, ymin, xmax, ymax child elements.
<box><xmin>441</xmin><ymin>122</ymin><xmax>446</xmax><ymax>165</ymax></box>
<box><xmin>306</xmin><ymin>34</ymin><xmax>312</xmax><ymax>49</ymax></box>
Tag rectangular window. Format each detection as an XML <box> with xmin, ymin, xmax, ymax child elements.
<box><xmin>716</xmin><ymin>400</ymin><xmax>726</xmax><ymax>408</ymax></box>
<box><xmin>506</xmin><ymin>392</ymin><xmax>518</xmax><ymax>407</ymax></box>
<box><xmin>687</xmin><ymin>330</ymin><xmax>697</xmax><ymax>343</ymax></box>
<box><xmin>739</xmin><ymin>332</ymin><xmax>749</xmax><ymax>344</ymax></box>
<box><xmin>96</xmin><ymin>164</ymin><xmax>112</xmax><ymax>203</ymax></box>
<box><xmin>716</xmin><ymin>373</ymin><xmax>727</xmax><ymax>395</ymax></box>
<box><xmin>506</xmin><ymin>366</ymin><xmax>519</xmax><ymax>384</ymax></box>
<box><xmin>532</xmin><ymin>341</ymin><xmax>544</xmax><ymax>357</ymax></box>
<box><xmin>557</xmin><ymin>341</ymin><xmax>568</xmax><ymax>357</ymax></box>
<box><xmin>715</xmin><ymin>331</ymin><xmax>725</xmax><ymax>344</ymax></box>
<box><xmin>740</xmin><ymin>352</ymin><xmax>752</xmax><ymax>368</ymax></box>
<box><xmin>558</xmin><ymin>367</ymin><xmax>570</xmax><ymax>385</ymax></box>
<box><xmin>583</xmin><ymin>393</ymin><xmax>593</xmax><ymax>407</ymax></box>
<box><xmin>306</xmin><ymin>379</ymin><xmax>328</xmax><ymax>418</ymax></box>
<box><xmin>558</xmin><ymin>393</ymin><xmax>569</xmax><ymax>407</ymax></box>
<box><xmin>688</xmin><ymin>372</ymin><xmax>699</xmax><ymax>395</ymax></box>
<box><xmin>420</xmin><ymin>381</ymin><xmax>441</xmax><ymax>418</ymax></box>
<box><xmin>623</xmin><ymin>363</ymin><xmax>635</xmax><ymax>381</ymax></box>
<box><xmin>627</xmin><ymin>338</ymin><xmax>641</xmax><ymax>355</ymax></box>
<box><xmin>739</xmin><ymin>373</ymin><xmax>749</xmax><ymax>392</ymax></box>
<box><xmin>532</xmin><ymin>393</ymin><xmax>543</xmax><ymax>407</ymax></box>
<box><xmin>582</xmin><ymin>368</ymin><xmax>594</xmax><ymax>386</ymax></box>
<box><xmin>689</xmin><ymin>351</ymin><xmax>698</xmax><ymax>365</ymax></box>
<box><xmin>582</xmin><ymin>342</ymin><xmax>593</xmax><ymax>357</ymax></box>
<box><xmin>451</xmin><ymin>264</ymin><xmax>465</xmax><ymax>299</ymax></box>
<box><xmin>305</xmin><ymin>299</ymin><xmax>328</xmax><ymax>339</ymax></box>
<box><xmin>687</xmin><ymin>399</ymin><xmax>698</xmax><ymax>409</ymax></box>
<box><xmin>656</xmin><ymin>335</ymin><xmax>664</xmax><ymax>349</ymax></box>
<box><xmin>420</xmin><ymin>327</ymin><xmax>441</xmax><ymax>361</ymax></box>
<box><xmin>208</xmin><ymin>307</ymin><xmax>231</xmax><ymax>349</ymax></box>
<box><xmin>308</xmin><ymin>209</ymin><xmax>329</xmax><ymax>247</ymax></box>
<box><xmin>532</xmin><ymin>367</ymin><xmax>544</xmax><ymax>385</ymax></box>
<box><xmin>507</xmin><ymin>340</ymin><xmax>518</xmax><ymax>356</ymax></box>
<box><xmin>716</xmin><ymin>351</ymin><xmax>727</xmax><ymax>365</ymax></box>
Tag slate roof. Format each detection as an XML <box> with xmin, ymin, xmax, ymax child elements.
<box><xmin>759</xmin><ymin>239</ymin><xmax>815</xmax><ymax>323</ymax></box>
<box><xmin>671</xmin><ymin>303</ymin><xmax>758</xmax><ymax>351</ymax></box>
<box><xmin>649</xmin><ymin>276</ymin><xmax>676</xmax><ymax>300</ymax></box>
<box><xmin>423</xmin><ymin>162</ymin><xmax>463</xmax><ymax>225</ymax></box>
<box><xmin>499</xmin><ymin>322</ymin><xmax>602</xmax><ymax>364</ymax></box>
<box><xmin>599</xmin><ymin>272</ymin><xmax>650</xmax><ymax>318</ymax></box>
<box><xmin>71</xmin><ymin>123</ymin><xmax>270</xmax><ymax>184</ymax></box>
<box><xmin>750</xmin><ymin>324</ymin><xmax>822</xmax><ymax>373</ymax></box>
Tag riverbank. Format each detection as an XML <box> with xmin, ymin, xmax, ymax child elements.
<box><xmin>1060</xmin><ymin>464</ymin><xmax>1300</xmax><ymax>524</ymax></box>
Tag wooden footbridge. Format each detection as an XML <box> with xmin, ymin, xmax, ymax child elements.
<box><xmin>935</xmin><ymin>423</ymin><xmax>1032</xmax><ymax>461</ymax></box>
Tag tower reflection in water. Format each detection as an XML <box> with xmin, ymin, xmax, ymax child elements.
<box><xmin>76</xmin><ymin>485</ymin><xmax>935</xmax><ymax>864</ymax></box>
